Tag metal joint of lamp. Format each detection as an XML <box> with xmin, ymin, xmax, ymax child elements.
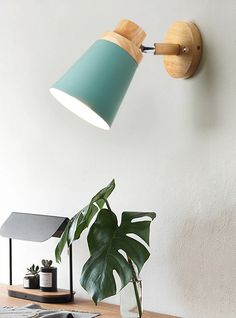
<box><xmin>50</xmin><ymin>19</ymin><xmax>202</xmax><ymax>130</ymax></box>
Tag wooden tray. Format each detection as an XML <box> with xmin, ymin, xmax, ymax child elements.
<box><xmin>8</xmin><ymin>285</ymin><xmax>74</xmax><ymax>303</ymax></box>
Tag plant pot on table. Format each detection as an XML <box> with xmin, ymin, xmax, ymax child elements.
<box><xmin>23</xmin><ymin>274</ymin><xmax>40</xmax><ymax>289</ymax></box>
<box><xmin>40</xmin><ymin>267</ymin><xmax>57</xmax><ymax>292</ymax></box>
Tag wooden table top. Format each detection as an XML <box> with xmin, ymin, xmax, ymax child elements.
<box><xmin>0</xmin><ymin>284</ymin><xmax>177</xmax><ymax>318</ymax></box>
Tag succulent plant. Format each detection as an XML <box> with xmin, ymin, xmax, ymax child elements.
<box><xmin>27</xmin><ymin>264</ymin><xmax>39</xmax><ymax>276</ymax></box>
<box><xmin>41</xmin><ymin>259</ymin><xmax>53</xmax><ymax>268</ymax></box>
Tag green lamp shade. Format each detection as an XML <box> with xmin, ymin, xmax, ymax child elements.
<box><xmin>50</xmin><ymin>39</ymin><xmax>138</xmax><ymax>130</ymax></box>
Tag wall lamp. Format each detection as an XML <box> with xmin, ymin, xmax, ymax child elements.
<box><xmin>50</xmin><ymin>20</ymin><xmax>202</xmax><ymax>130</ymax></box>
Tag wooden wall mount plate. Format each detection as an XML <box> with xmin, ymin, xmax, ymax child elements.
<box><xmin>163</xmin><ymin>21</ymin><xmax>202</xmax><ymax>78</ymax></box>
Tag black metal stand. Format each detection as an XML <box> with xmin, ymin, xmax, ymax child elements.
<box><xmin>8</xmin><ymin>238</ymin><xmax>74</xmax><ymax>303</ymax></box>
<box><xmin>69</xmin><ymin>244</ymin><xmax>74</xmax><ymax>301</ymax></box>
<box><xmin>9</xmin><ymin>238</ymin><xmax>12</xmax><ymax>285</ymax></box>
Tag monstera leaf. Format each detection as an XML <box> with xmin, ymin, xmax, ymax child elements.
<box><xmin>80</xmin><ymin>209</ymin><xmax>156</xmax><ymax>304</ymax></box>
<box><xmin>55</xmin><ymin>179</ymin><xmax>115</xmax><ymax>262</ymax></box>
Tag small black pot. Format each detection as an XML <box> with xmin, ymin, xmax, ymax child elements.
<box><xmin>40</xmin><ymin>267</ymin><xmax>57</xmax><ymax>292</ymax></box>
<box><xmin>23</xmin><ymin>274</ymin><xmax>39</xmax><ymax>289</ymax></box>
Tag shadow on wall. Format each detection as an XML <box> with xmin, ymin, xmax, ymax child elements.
<box><xmin>191</xmin><ymin>34</ymin><xmax>221</xmax><ymax>131</ymax></box>
<box><xmin>170</xmin><ymin>210</ymin><xmax>236</xmax><ymax>318</ymax></box>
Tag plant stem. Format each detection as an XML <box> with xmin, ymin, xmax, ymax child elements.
<box><xmin>104</xmin><ymin>199</ymin><xmax>112</xmax><ymax>211</ymax></box>
<box><xmin>127</xmin><ymin>256</ymin><xmax>142</xmax><ymax>318</ymax></box>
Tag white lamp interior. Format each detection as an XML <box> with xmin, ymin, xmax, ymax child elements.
<box><xmin>50</xmin><ymin>88</ymin><xmax>110</xmax><ymax>130</ymax></box>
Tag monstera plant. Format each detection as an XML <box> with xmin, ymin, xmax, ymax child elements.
<box><xmin>55</xmin><ymin>179</ymin><xmax>156</xmax><ymax>317</ymax></box>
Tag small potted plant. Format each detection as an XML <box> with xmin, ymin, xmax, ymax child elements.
<box><xmin>40</xmin><ymin>259</ymin><xmax>57</xmax><ymax>292</ymax></box>
<box><xmin>55</xmin><ymin>179</ymin><xmax>156</xmax><ymax>317</ymax></box>
<box><xmin>23</xmin><ymin>264</ymin><xmax>40</xmax><ymax>289</ymax></box>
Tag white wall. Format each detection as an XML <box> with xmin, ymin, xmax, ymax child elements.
<box><xmin>0</xmin><ymin>1</ymin><xmax>235</xmax><ymax>317</ymax></box>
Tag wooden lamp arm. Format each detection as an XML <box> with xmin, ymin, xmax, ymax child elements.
<box><xmin>140</xmin><ymin>43</ymin><xmax>189</xmax><ymax>56</ymax></box>
<box><xmin>154</xmin><ymin>43</ymin><xmax>182</xmax><ymax>55</ymax></box>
